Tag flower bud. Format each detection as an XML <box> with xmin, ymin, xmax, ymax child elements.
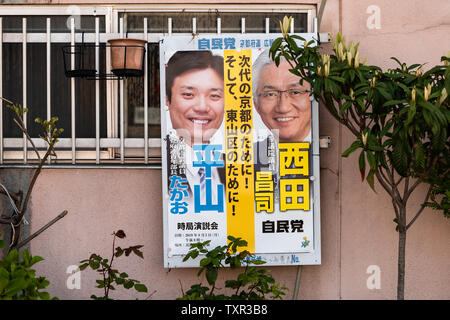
<box><xmin>362</xmin><ymin>132</ymin><xmax>368</xmax><ymax>147</ymax></box>
<box><xmin>444</xmin><ymin>51</ymin><xmax>450</xmax><ymax>66</ymax></box>
<box><xmin>280</xmin><ymin>16</ymin><xmax>292</xmax><ymax>38</ymax></box>
<box><xmin>347</xmin><ymin>52</ymin><xmax>353</xmax><ymax>66</ymax></box>
<box><xmin>411</xmin><ymin>88</ymin><xmax>416</xmax><ymax>102</ymax></box>
<box><xmin>349</xmin><ymin>41</ymin><xmax>356</xmax><ymax>58</ymax></box>
<box><xmin>350</xmin><ymin>88</ymin><xmax>355</xmax><ymax>101</ymax></box>
<box><xmin>415</xmin><ymin>65</ymin><xmax>423</xmax><ymax>77</ymax></box>
<box><xmin>424</xmin><ymin>83</ymin><xmax>432</xmax><ymax>101</ymax></box>
<box><xmin>338</xmin><ymin>43</ymin><xmax>344</xmax><ymax>61</ymax></box>
<box><xmin>354</xmin><ymin>51</ymin><xmax>360</xmax><ymax>68</ymax></box>
<box><xmin>440</xmin><ymin>88</ymin><xmax>447</xmax><ymax>105</ymax></box>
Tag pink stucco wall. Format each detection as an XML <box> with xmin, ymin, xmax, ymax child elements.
<box><xmin>3</xmin><ymin>0</ymin><xmax>449</xmax><ymax>299</ymax></box>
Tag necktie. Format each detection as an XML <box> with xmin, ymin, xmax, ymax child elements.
<box><xmin>198</xmin><ymin>167</ymin><xmax>206</xmax><ymax>201</ymax></box>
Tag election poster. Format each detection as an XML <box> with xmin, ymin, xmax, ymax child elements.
<box><xmin>161</xmin><ymin>34</ymin><xmax>321</xmax><ymax>267</ymax></box>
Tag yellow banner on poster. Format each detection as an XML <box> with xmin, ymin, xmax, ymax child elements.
<box><xmin>224</xmin><ymin>49</ymin><xmax>255</xmax><ymax>252</ymax></box>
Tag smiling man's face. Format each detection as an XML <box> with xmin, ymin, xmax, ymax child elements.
<box><xmin>255</xmin><ymin>60</ymin><xmax>311</xmax><ymax>142</ymax></box>
<box><xmin>167</xmin><ymin>68</ymin><xmax>224</xmax><ymax>145</ymax></box>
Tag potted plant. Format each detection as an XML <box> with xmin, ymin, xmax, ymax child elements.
<box><xmin>107</xmin><ymin>38</ymin><xmax>147</xmax><ymax>77</ymax></box>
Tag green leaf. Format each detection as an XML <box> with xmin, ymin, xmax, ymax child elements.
<box><xmin>134</xmin><ymin>283</ymin><xmax>148</xmax><ymax>293</ymax></box>
<box><xmin>329</xmin><ymin>75</ymin><xmax>346</xmax><ymax>83</ymax></box>
<box><xmin>5</xmin><ymin>250</ymin><xmax>19</xmax><ymax>264</ymax></box>
<box><xmin>38</xmin><ymin>291</ymin><xmax>50</xmax><ymax>300</ymax></box>
<box><xmin>0</xmin><ymin>277</ymin><xmax>9</xmax><ymax>293</ymax></box>
<box><xmin>390</xmin><ymin>57</ymin><xmax>403</xmax><ymax>67</ymax></box>
<box><xmin>132</xmin><ymin>247</ymin><xmax>144</xmax><ymax>259</ymax></box>
<box><xmin>339</xmin><ymin>101</ymin><xmax>353</xmax><ymax>115</ymax></box>
<box><xmin>89</xmin><ymin>260</ymin><xmax>100</xmax><ymax>270</ymax></box>
<box><xmin>392</xmin><ymin>140</ymin><xmax>409</xmax><ymax>177</ymax></box>
<box><xmin>270</xmin><ymin>38</ymin><xmax>283</xmax><ymax>56</ymax></box>
<box><xmin>205</xmin><ymin>268</ymin><xmax>218</xmax><ymax>286</ymax></box>
<box><xmin>342</xmin><ymin>140</ymin><xmax>362</xmax><ymax>157</ymax></box>
<box><xmin>382</xmin><ymin>99</ymin><xmax>407</xmax><ymax>107</ymax></box>
<box><xmin>377</xmin><ymin>87</ymin><xmax>393</xmax><ymax>100</ymax></box>
<box><xmin>30</xmin><ymin>256</ymin><xmax>44</xmax><ymax>267</ymax></box>
<box><xmin>124</xmin><ymin>280</ymin><xmax>134</xmax><ymax>289</ymax></box>
<box><xmin>4</xmin><ymin>278</ymin><xmax>27</xmax><ymax>296</ymax></box>
<box><xmin>431</xmin><ymin>126</ymin><xmax>447</xmax><ymax>151</ymax></box>
<box><xmin>251</xmin><ymin>260</ymin><xmax>266</xmax><ymax>265</ymax></box>
<box><xmin>359</xmin><ymin>150</ymin><xmax>366</xmax><ymax>181</ymax></box>
<box><xmin>37</xmin><ymin>278</ymin><xmax>50</xmax><ymax>289</ymax></box>
<box><xmin>114</xmin><ymin>247</ymin><xmax>123</xmax><ymax>258</ymax></box>
<box><xmin>380</xmin><ymin>120</ymin><xmax>394</xmax><ymax>138</ymax></box>
<box><xmin>413</xmin><ymin>142</ymin><xmax>425</xmax><ymax>171</ymax></box>
<box><xmin>366</xmin><ymin>151</ymin><xmax>376</xmax><ymax>170</ymax></box>
<box><xmin>355</xmin><ymin>98</ymin><xmax>366</xmax><ymax>112</ymax></box>
<box><xmin>200</xmin><ymin>257</ymin><xmax>211</xmax><ymax>267</ymax></box>
<box><xmin>78</xmin><ymin>263</ymin><xmax>89</xmax><ymax>271</ymax></box>
<box><xmin>366</xmin><ymin>169</ymin><xmax>376</xmax><ymax>191</ymax></box>
<box><xmin>225</xmin><ymin>280</ymin><xmax>239</xmax><ymax>289</ymax></box>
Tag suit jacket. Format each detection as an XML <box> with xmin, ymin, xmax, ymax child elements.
<box><xmin>165</xmin><ymin>134</ymin><xmax>226</xmax><ymax>196</ymax></box>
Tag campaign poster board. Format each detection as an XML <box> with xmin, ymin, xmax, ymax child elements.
<box><xmin>161</xmin><ymin>34</ymin><xmax>321</xmax><ymax>267</ymax></box>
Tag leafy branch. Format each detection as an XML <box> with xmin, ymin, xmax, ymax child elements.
<box><xmin>0</xmin><ymin>97</ymin><xmax>66</xmax><ymax>252</ymax></box>
<box><xmin>79</xmin><ymin>230</ymin><xmax>150</xmax><ymax>300</ymax></box>
<box><xmin>179</xmin><ymin>236</ymin><xmax>287</xmax><ymax>300</ymax></box>
<box><xmin>270</xmin><ymin>19</ymin><xmax>449</xmax><ymax>300</ymax></box>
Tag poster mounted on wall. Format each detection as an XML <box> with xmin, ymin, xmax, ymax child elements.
<box><xmin>160</xmin><ymin>34</ymin><xmax>321</xmax><ymax>267</ymax></box>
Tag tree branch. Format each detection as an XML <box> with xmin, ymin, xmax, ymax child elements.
<box><xmin>402</xmin><ymin>176</ymin><xmax>410</xmax><ymax>206</ymax></box>
<box><xmin>406</xmin><ymin>185</ymin><xmax>433</xmax><ymax>231</ymax></box>
<box><xmin>347</xmin><ymin>105</ymin><xmax>362</xmax><ymax>129</ymax></box>
<box><xmin>403</xmin><ymin>156</ymin><xmax>439</xmax><ymax>204</ymax></box>
<box><xmin>320</xmin><ymin>95</ymin><xmax>360</xmax><ymax>137</ymax></box>
<box><xmin>18</xmin><ymin>138</ymin><xmax>58</xmax><ymax>223</ymax></box>
<box><xmin>13</xmin><ymin>210</ymin><xmax>68</xmax><ymax>250</ymax></box>
<box><xmin>12</xmin><ymin>118</ymin><xmax>41</xmax><ymax>162</ymax></box>
<box><xmin>0</xmin><ymin>187</ymin><xmax>19</xmax><ymax>203</ymax></box>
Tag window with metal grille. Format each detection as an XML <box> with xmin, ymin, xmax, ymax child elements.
<box><xmin>0</xmin><ymin>6</ymin><xmax>315</xmax><ymax>166</ymax></box>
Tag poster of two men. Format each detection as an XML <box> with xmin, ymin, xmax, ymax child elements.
<box><xmin>160</xmin><ymin>34</ymin><xmax>321</xmax><ymax>267</ymax></box>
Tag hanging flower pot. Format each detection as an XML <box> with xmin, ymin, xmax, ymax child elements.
<box><xmin>62</xmin><ymin>33</ymin><xmax>97</xmax><ymax>78</ymax></box>
<box><xmin>108</xmin><ymin>38</ymin><xmax>147</xmax><ymax>77</ymax></box>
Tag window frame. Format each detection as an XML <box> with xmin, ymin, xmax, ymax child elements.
<box><xmin>0</xmin><ymin>4</ymin><xmax>317</xmax><ymax>167</ymax></box>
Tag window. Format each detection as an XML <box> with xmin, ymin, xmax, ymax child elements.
<box><xmin>0</xmin><ymin>6</ymin><xmax>315</xmax><ymax>166</ymax></box>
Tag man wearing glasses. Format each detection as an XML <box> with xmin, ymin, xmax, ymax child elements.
<box><xmin>252</xmin><ymin>49</ymin><xmax>312</xmax><ymax>210</ymax></box>
<box><xmin>253</xmin><ymin>49</ymin><xmax>312</xmax><ymax>144</ymax></box>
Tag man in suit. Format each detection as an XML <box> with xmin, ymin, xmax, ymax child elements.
<box><xmin>165</xmin><ymin>50</ymin><xmax>226</xmax><ymax>214</ymax></box>
<box><xmin>252</xmin><ymin>49</ymin><xmax>312</xmax><ymax>212</ymax></box>
<box><xmin>253</xmin><ymin>49</ymin><xmax>312</xmax><ymax>144</ymax></box>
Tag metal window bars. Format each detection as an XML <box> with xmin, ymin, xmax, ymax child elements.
<box><xmin>0</xmin><ymin>15</ymin><xmax>155</xmax><ymax>166</ymax></box>
<box><xmin>0</xmin><ymin>10</ymin><xmax>310</xmax><ymax>167</ymax></box>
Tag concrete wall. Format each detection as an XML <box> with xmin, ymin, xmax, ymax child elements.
<box><xmin>1</xmin><ymin>0</ymin><xmax>449</xmax><ymax>299</ymax></box>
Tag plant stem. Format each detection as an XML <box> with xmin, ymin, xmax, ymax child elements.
<box><xmin>397</xmin><ymin>218</ymin><xmax>406</xmax><ymax>300</ymax></box>
<box><xmin>19</xmin><ymin>139</ymin><xmax>57</xmax><ymax>222</ymax></box>
<box><xmin>105</xmin><ymin>234</ymin><xmax>117</xmax><ymax>299</ymax></box>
